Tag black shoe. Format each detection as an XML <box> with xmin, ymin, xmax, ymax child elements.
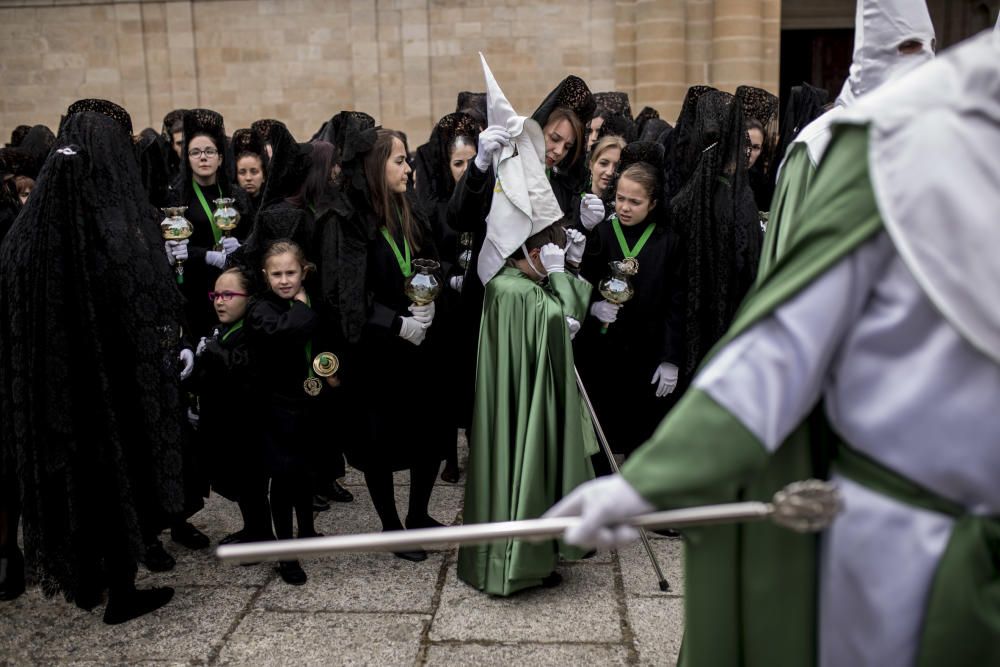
<box><xmin>440</xmin><ymin>462</ymin><xmax>460</xmax><ymax>484</ymax></box>
<box><xmin>393</xmin><ymin>549</ymin><xmax>428</xmax><ymax>562</ymax></box>
<box><xmin>541</xmin><ymin>571</ymin><xmax>563</xmax><ymax>588</ymax></box>
<box><xmin>219</xmin><ymin>530</ymin><xmax>247</xmax><ymax>546</ymax></box>
<box><xmin>103</xmin><ymin>586</ymin><xmax>174</xmax><ymax>625</ymax></box>
<box><xmin>312</xmin><ymin>494</ymin><xmax>331</xmax><ymax>512</ymax></box>
<box><xmin>653</xmin><ymin>528</ymin><xmax>681</xmax><ymax>538</ymax></box>
<box><xmin>142</xmin><ymin>540</ymin><xmax>176</xmax><ymax>572</ymax></box>
<box><xmin>327</xmin><ymin>480</ymin><xmax>354</xmax><ymax>503</ymax></box>
<box><xmin>277</xmin><ymin>560</ymin><xmax>307</xmax><ymax>585</ymax></box>
<box><xmin>170</xmin><ymin>522</ymin><xmax>210</xmax><ymax>550</ymax></box>
<box><xmin>0</xmin><ymin>548</ymin><xmax>25</xmax><ymax>601</ymax></box>
<box><xmin>405</xmin><ymin>515</ymin><xmax>447</xmax><ymax>530</ymax></box>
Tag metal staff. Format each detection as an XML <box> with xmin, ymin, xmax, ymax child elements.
<box><xmin>217</xmin><ymin>480</ymin><xmax>840</xmax><ymax>565</ymax></box>
<box><xmin>572</xmin><ymin>366</ymin><xmax>671</xmax><ymax>591</ymax></box>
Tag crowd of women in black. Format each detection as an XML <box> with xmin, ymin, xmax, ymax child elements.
<box><xmin>0</xmin><ymin>73</ymin><xmax>830</xmax><ymax>623</ymax></box>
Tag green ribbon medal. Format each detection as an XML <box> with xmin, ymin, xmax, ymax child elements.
<box><xmin>612</xmin><ymin>214</ymin><xmax>655</xmax><ymax>274</ymax></box>
<box><xmin>288</xmin><ymin>296</ymin><xmax>322</xmax><ymax>397</ymax></box>
<box><xmin>192</xmin><ymin>180</ymin><xmax>224</xmax><ymax>245</ymax></box>
<box><xmin>381</xmin><ymin>226</ymin><xmax>412</xmax><ymax>278</ymax></box>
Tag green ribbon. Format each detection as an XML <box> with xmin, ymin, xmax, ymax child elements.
<box><xmin>835</xmin><ymin>444</ymin><xmax>1000</xmax><ymax>666</ymax></box>
<box><xmin>192</xmin><ymin>180</ymin><xmax>224</xmax><ymax>245</ymax></box>
<box><xmin>612</xmin><ymin>215</ymin><xmax>655</xmax><ymax>260</ymax></box>
<box><xmin>220</xmin><ymin>319</ymin><xmax>244</xmax><ymax>343</ymax></box>
<box><xmin>380</xmin><ymin>226</ymin><xmax>412</xmax><ymax>277</ymax></box>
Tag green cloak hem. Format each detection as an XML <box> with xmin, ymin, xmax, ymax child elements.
<box><xmin>458</xmin><ymin>268</ymin><xmax>598</xmax><ymax>596</ymax></box>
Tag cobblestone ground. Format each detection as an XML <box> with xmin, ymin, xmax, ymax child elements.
<box><xmin>0</xmin><ymin>435</ymin><xmax>684</xmax><ymax>665</ymax></box>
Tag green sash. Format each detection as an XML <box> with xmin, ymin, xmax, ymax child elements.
<box><xmin>835</xmin><ymin>446</ymin><xmax>1000</xmax><ymax>667</ymax></box>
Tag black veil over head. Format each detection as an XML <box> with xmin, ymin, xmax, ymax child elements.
<box><xmin>775</xmin><ymin>82</ymin><xmax>830</xmax><ymax>175</ymax></box>
<box><xmin>532</xmin><ymin>75</ymin><xmax>596</xmax><ymax>191</ymax></box>
<box><xmin>634</xmin><ymin>106</ymin><xmax>660</xmax><ymax>138</ymax></box>
<box><xmin>455</xmin><ymin>91</ymin><xmax>487</xmax><ymax>129</ymax></box>
<box><xmin>664</xmin><ymin>85</ymin><xmax>718</xmax><ymax>200</ymax></box>
<box><xmin>136</xmin><ymin>127</ymin><xmax>171</xmax><ymax>207</ymax></box>
<box><xmin>0</xmin><ymin>101</ymin><xmax>186</xmax><ymax>601</ymax></box>
<box><xmin>414</xmin><ymin>111</ymin><xmax>481</xmax><ymax>207</ymax></box>
<box><xmin>16</xmin><ymin>125</ymin><xmax>56</xmax><ymax>179</ymax></box>
<box><xmin>6</xmin><ymin>124</ymin><xmax>31</xmax><ymax>148</ymax></box>
<box><xmin>256</xmin><ymin>121</ymin><xmax>313</xmax><ymax>212</ymax></box>
<box><xmin>174</xmin><ymin>108</ymin><xmax>232</xmax><ymax>203</ymax></box>
<box><xmin>330</xmin><ymin>110</ymin><xmax>379</xmax><ymax>199</ymax></box>
<box><xmin>232</xmin><ymin>127</ymin><xmax>270</xmax><ymax>174</ymax></box>
<box><xmin>594</xmin><ymin>91</ymin><xmax>633</xmax><ymax>120</ymax></box>
<box><xmin>735</xmin><ymin>85</ymin><xmax>780</xmax><ymax>207</ymax></box>
<box><xmin>596</xmin><ymin>111</ymin><xmax>638</xmax><ymax>144</ymax></box>
<box><xmin>670</xmin><ymin>92</ymin><xmax>760</xmax><ymax>378</ymax></box>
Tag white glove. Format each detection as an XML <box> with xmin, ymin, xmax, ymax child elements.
<box><xmin>195</xmin><ymin>336</ymin><xmax>208</xmax><ymax>357</ymax></box>
<box><xmin>178</xmin><ymin>348</ymin><xmax>195</xmax><ymax>381</ymax></box>
<box><xmin>565</xmin><ymin>228</ymin><xmax>587</xmax><ymax>264</ymax></box>
<box><xmin>538</xmin><ymin>243</ymin><xmax>566</xmax><ymax>274</ymax></box>
<box><xmin>449</xmin><ymin>275</ymin><xmax>464</xmax><ymax>293</ymax></box>
<box><xmin>186</xmin><ymin>407</ymin><xmax>200</xmax><ymax>429</ymax></box>
<box><xmin>221</xmin><ymin>236</ymin><xmax>240</xmax><ymax>255</ymax></box>
<box><xmin>651</xmin><ymin>362</ymin><xmax>679</xmax><ymax>398</ymax></box>
<box><xmin>579</xmin><ymin>194</ymin><xmax>606</xmax><ymax>231</ymax></box>
<box><xmin>474</xmin><ymin>125</ymin><xmax>511</xmax><ymax>173</ymax></box>
<box><xmin>408</xmin><ymin>301</ymin><xmax>436</xmax><ymax>325</ymax></box>
<box><xmin>398</xmin><ymin>316</ymin><xmax>428</xmax><ymax>346</ymax></box>
<box><xmin>165</xmin><ymin>239</ymin><xmax>188</xmax><ymax>266</ymax></box>
<box><xmin>543</xmin><ymin>474</ymin><xmax>656</xmax><ymax>549</ymax></box>
<box><xmin>566</xmin><ymin>316</ymin><xmax>581</xmax><ymax>340</ymax></box>
<box><xmin>590</xmin><ymin>300</ymin><xmax>620</xmax><ymax>324</ymax></box>
<box><xmin>205</xmin><ymin>250</ymin><xmax>227</xmax><ymax>269</ymax></box>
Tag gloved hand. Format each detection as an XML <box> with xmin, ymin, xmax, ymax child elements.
<box><xmin>566</xmin><ymin>316</ymin><xmax>581</xmax><ymax>340</ymax></box>
<box><xmin>590</xmin><ymin>300</ymin><xmax>620</xmax><ymax>324</ymax></box>
<box><xmin>398</xmin><ymin>316</ymin><xmax>428</xmax><ymax>346</ymax></box>
<box><xmin>408</xmin><ymin>301</ymin><xmax>436</xmax><ymax>325</ymax></box>
<box><xmin>178</xmin><ymin>348</ymin><xmax>195</xmax><ymax>381</ymax></box>
<box><xmin>565</xmin><ymin>228</ymin><xmax>587</xmax><ymax>264</ymax></box>
<box><xmin>186</xmin><ymin>407</ymin><xmax>200</xmax><ymax>429</ymax></box>
<box><xmin>205</xmin><ymin>250</ymin><xmax>227</xmax><ymax>269</ymax></box>
<box><xmin>221</xmin><ymin>236</ymin><xmax>240</xmax><ymax>255</ymax></box>
<box><xmin>544</xmin><ymin>474</ymin><xmax>655</xmax><ymax>549</ymax></box>
<box><xmin>651</xmin><ymin>362</ymin><xmax>679</xmax><ymax>398</ymax></box>
<box><xmin>579</xmin><ymin>194</ymin><xmax>606</xmax><ymax>231</ymax></box>
<box><xmin>449</xmin><ymin>275</ymin><xmax>464</xmax><ymax>293</ymax></box>
<box><xmin>474</xmin><ymin>125</ymin><xmax>511</xmax><ymax>173</ymax></box>
<box><xmin>165</xmin><ymin>240</ymin><xmax>188</xmax><ymax>267</ymax></box>
<box><xmin>195</xmin><ymin>336</ymin><xmax>208</xmax><ymax>357</ymax></box>
<box><xmin>538</xmin><ymin>243</ymin><xmax>566</xmax><ymax>274</ymax></box>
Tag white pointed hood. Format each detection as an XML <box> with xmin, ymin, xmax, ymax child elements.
<box><xmin>477</xmin><ymin>53</ymin><xmax>564</xmax><ymax>285</ymax></box>
<box><xmin>787</xmin><ymin>0</ymin><xmax>935</xmax><ymax>168</ymax></box>
<box><xmin>836</xmin><ymin>0</ymin><xmax>935</xmax><ymax>106</ymax></box>
<box><xmin>836</xmin><ymin>30</ymin><xmax>1000</xmax><ymax>364</ymax></box>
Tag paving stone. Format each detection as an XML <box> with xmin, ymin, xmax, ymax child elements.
<box><xmin>0</xmin><ymin>585</ymin><xmax>257</xmax><ymax>664</ymax></box>
<box><xmin>626</xmin><ymin>596</ymin><xmax>685</xmax><ymax>666</ymax></box>
<box><xmin>430</xmin><ymin>560</ymin><xmax>621</xmax><ymax>644</ymax></box>
<box><xmin>617</xmin><ymin>537</ymin><xmax>685</xmax><ymax>597</ymax></box>
<box><xmin>217</xmin><ymin>610</ymin><xmax>428</xmax><ymax>665</ymax></box>
<box><xmin>425</xmin><ymin>642</ymin><xmax>630</xmax><ymax>665</ymax></box>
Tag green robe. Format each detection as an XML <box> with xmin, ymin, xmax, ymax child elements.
<box><xmin>621</xmin><ymin>125</ymin><xmax>882</xmax><ymax>666</ymax></box>
<box><xmin>458</xmin><ymin>267</ymin><xmax>598</xmax><ymax>596</ymax></box>
<box><xmin>758</xmin><ymin>143</ymin><xmax>817</xmax><ymax>277</ymax></box>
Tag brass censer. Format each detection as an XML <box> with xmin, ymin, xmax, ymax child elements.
<box><xmin>161</xmin><ymin>206</ymin><xmax>193</xmax><ymax>283</ymax></box>
<box><xmin>597</xmin><ymin>259</ymin><xmax>636</xmax><ymax>334</ymax></box>
<box><xmin>212</xmin><ymin>197</ymin><xmax>241</xmax><ymax>251</ymax></box>
<box><xmin>404</xmin><ymin>258</ymin><xmax>442</xmax><ymax>306</ymax></box>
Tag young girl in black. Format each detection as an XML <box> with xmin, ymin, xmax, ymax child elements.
<box><xmin>246</xmin><ymin>239</ymin><xmax>337</xmax><ymax>585</ymax></box>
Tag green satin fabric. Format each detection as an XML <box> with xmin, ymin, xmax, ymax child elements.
<box><xmin>621</xmin><ymin>125</ymin><xmax>882</xmax><ymax>665</ymax></box>
<box><xmin>758</xmin><ymin>143</ymin><xmax>817</xmax><ymax>277</ymax></box>
<box><xmin>457</xmin><ymin>268</ymin><xmax>598</xmax><ymax>596</ymax></box>
<box><xmin>835</xmin><ymin>445</ymin><xmax>1000</xmax><ymax>667</ymax></box>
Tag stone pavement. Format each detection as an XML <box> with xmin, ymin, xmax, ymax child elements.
<box><xmin>0</xmin><ymin>438</ymin><xmax>685</xmax><ymax>665</ymax></box>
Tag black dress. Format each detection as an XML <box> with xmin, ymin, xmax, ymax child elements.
<box><xmin>577</xmin><ymin>219</ymin><xmax>684</xmax><ymax>457</ymax></box>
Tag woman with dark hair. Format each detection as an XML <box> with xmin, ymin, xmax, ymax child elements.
<box><xmin>413</xmin><ymin>112</ymin><xmax>480</xmax><ymax>482</ymax></box>
<box><xmin>0</xmin><ymin>99</ymin><xmax>185</xmax><ymax>622</ymax></box>
<box><xmin>577</xmin><ymin>142</ymin><xmax>684</xmax><ymax>473</ymax></box>
<box><xmin>736</xmin><ymin>85</ymin><xmax>780</xmax><ymax>210</ymax></box>
<box><xmin>232</xmin><ymin>128</ymin><xmax>269</xmax><ymax>213</ymax></box>
<box><xmin>324</xmin><ymin>127</ymin><xmax>448</xmax><ymax>562</ymax></box>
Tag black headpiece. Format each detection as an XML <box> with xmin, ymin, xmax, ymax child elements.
<box><xmin>775</xmin><ymin>82</ymin><xmax>830</xmax><ymax>175</ymax></box>
<box><xmin>664</xmin><ymin>86</ymin><xmax>718</xmax><ymax>199</ymax></box>
<box><xmin>65</xmin><ymin>99</ymin><xmax>133</xmax><ymax>137</ymax></box>
<box><xmin>250</xmin><ymin>119</ymin><xmax>281</xmax><ymax>143</ymax></box>
<box><xmin>414</xmin><ymin>112</ymin><xmax>481</xmax><ymax>206</ymax></box>
<box><xmin>0</xmin><ymin>147</ymin><xmax>32</xmax><ymax>177</ymax></box>
<box><xmin>638</xmin><ymin>118</ymin><xmax>672</xmax><ymax>144</ymax></box>
<box><xmin>135</xmin><ymin>128</ymin><xmax>171</xmax><ymax>207</ymax></box>
<box><xmin>594</xmin><ymin>92</ymin><xmax>632</xmax><ymax>120</ymax></box>
<box><xmin>173</xmin><ymin>108</ymin><xmax>230</xmax><ymax>203</ymax></box>
<box><xmin>161</xmin><ymin>109</ymin><xmax>187</xmax><ymax>137</ymax></box>
<box><xmin>634</xmin><ymin>106</ymin><xmax>660</xmax><ymax>138</ymax></box>
<box><xmin>735</xmin><ymin>86</ymin><xmax>779</xmax><ymax>127</ymax></box>
<box><xmin>256</xmin><ymin>121</ymin><xmax>313</xmax><ymax>211</ymax></box>
<box><xmin>596</xmin><ymin>112</ymin><xmax>637</xmax><ymax>144</ymax></box>
<box><xmin>532</xmin><ymin>75</ymin><xmax>596</xmax><ymax>191</ymax></box>
<box><xmin>6</xmin><ymin>125</ymin><xmax>31</xmax><ymax>148</ymax></box>
<box><xmin>12</xmin><ymin>125</ymin><xmax>55</xmax><ymax>180</ymax></box>
<box><xmin>455</xmin><ymin>91</ymin><xmax>487</xmax><ymax>128</ymax></box>
<box><xmin>329</xmin><ymin>111</ymin><xmax>379</xmax><ymax>200</ymax></box>
<box><xmin>232</xmin><ymin>128</ymin><xmax>268</xmax><ymax>163</ymax></box>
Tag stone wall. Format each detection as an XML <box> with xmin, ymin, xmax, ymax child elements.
<box><xmin>0</xmin><ymin>0</ymin><xmax>780</xmax><ymax>144</ymax></box>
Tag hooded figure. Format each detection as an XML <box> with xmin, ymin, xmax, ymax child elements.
<box><xmin>550</xmin><ymin>29</ymin><xmax>1000</xmax><ymax>667</ymax></box>
<box><xmin>760</xmin><ymin>0</ymin><xmax>935</xmax><ymax>274</ymax></box>
<box><xmin>457</xmin><ymin>54</ymin><xmax>598</xmax><ymax>597</ymax></box>
<box><xmin>0</xmin><ymin>99</ymin><xmax>184</xmax><ymax>623</ymax></box>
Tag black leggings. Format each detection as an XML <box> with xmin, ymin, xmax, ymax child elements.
<box><xmin>269</xmin><ymin>473</ymin><xmax>315</xmax><ymax>540</ymax></box>
<box><xmin>364</xmin><ymin>460</ymin><xmax>439</xmax><ymax>531</ymax></box>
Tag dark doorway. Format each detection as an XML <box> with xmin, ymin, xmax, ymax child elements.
<box><xmin>779</xmin><ymin>29</ymin><xmax>854</xmax><ymax>106</ymax></box>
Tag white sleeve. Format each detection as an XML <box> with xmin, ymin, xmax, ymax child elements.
<box><xmin>694</xmin><ymin>232</ymin><xmax>893</xmax><ymax>451</ymax></box>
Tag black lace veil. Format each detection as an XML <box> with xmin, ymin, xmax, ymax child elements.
<box><xmin>414</xmin><ymin>111</ymin><xmax>481</xmax><ymax>208</ymax></box>
<box><xmin>532</xmin><ymin>75</ymin><xmax>596</xmax><ymax>193</ymax></box>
